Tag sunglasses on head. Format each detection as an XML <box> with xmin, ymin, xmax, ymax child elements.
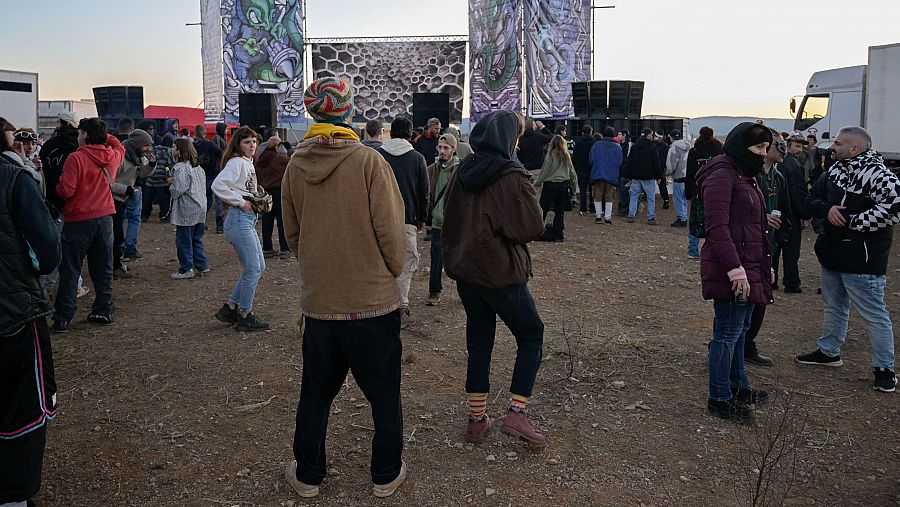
<box><xmin>775</xmin><ymin>140</ymin><xmax>787</xmax><ymax>156</ymax></box>
<box><xmin>14</xmin><ymin>131</ymin><xmax>39</xmax><ymax>141</ymax></box>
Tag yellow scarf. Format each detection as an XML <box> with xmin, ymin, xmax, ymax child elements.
<box><xmin>303</xmin><ymin>123</ymin><xmax>360</xmax><ymax>141</ymax></box>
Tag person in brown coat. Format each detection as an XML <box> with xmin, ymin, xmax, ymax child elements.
<box><xmin>441</xmin><ymin>110</ymin><xmax>547</xmax><ymax>445</ymax></box>
<box><xmin>256</xmin><ymin>135</ymin><xmax>292</xmax><ymax>258</ymax></box>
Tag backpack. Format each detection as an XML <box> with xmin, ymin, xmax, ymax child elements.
<box><xmin>689</xmin><ymin>165</ymin><xmax>738</xmax><ymax>239</ymax></box>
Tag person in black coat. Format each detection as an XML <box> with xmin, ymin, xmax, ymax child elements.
<box><xmin>624</xmin><ymin>129</ymin><xmax>663</xmax><ymax>224</ymax></box>
<box><xmin>773</xmin><ymin>136</ymin><xmax>811</xmax><ymax>292</ymax></box>
<box><xmin>572</xmin><ymin>125</ymin><xmax>596</xmax><ymax>214</ymax></box>
<box><xmin>686</xmin><ymin>127</ymin><xmax>724</xmax><ymax>258</ymax></box>
<box><xmin>653</xmin><ymin>131</ymin><xmax>671</xmax><ymax>209</ymax></box>
<box><xmin>516</xmin><ymin>118</ymin><xmax>552</xmax><ymax>172</ymax></box>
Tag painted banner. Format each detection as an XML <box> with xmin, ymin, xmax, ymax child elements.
<box><xmin>524</xmin><ymin>0</ymin><xmax>591</xmax><ymax>118</ymax></box>
<box><xmin>220</xmin><ymin>0</ymin><xmax>306</xmax><ymax>123</ymax></box>
<box><xmin>311</xmin><ymin>41</ymin><xmax>466</xmax><ymax>124</ymax></box>
<box><xmin>468</xmin><ymin>0</ymin><xmax>523</xmax><ymax>121</ymax></box>
<box><xmin>200</xmin><ymin>0</ymin><xmax>224</xmax><ymax>122</ymax></box>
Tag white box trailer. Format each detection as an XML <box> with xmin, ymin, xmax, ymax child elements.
<box><xmin>0</xmin><ymin>69</ymin><xmax>39</xmax><ymax>130</ymax></box>
<box><xmin>864</xmin><ymin>43</ymin><xmax>900</xmax><ymax>160</ymax></box>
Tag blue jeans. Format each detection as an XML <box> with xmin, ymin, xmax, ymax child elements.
<box><xmin>672</xmin><ymin>181</ymin><xmax>687</xmax><ymax>221</ymax></box>
<box><xmin>628</xmin><ymin>179</ymin><xmax>657</xmax><ymax>220</ymax></box>
<box><xmin>457</xmin><ymin>282</ymin><xmax>545</xmax><ymax>397</ymax></box>
<box><xmin>688</xmin><ymin>233</ymin><xmax>701</xmax><ymax>257</ymax></box>
<box><xmin>54</xmin><ymin>216</ymin><xmax>114</xmax><ymax>321</ymax></box>
<box><xmin>224</xmin><ymin>210</ymin><xmax>265</xmax><ymax>312</ymax></box>
<box><xmin>206</xmin><ymin>178</ymin><xmax>223</xmax><ymax>219</ymax></box>
<box><xmin>708</xmin><ymin>299</ymin><xmax>753</xmax><ymax>401</ymax></box>
<box><xmin>817</xmin><ymin>266</ymin><xmax>895</xmax><ymax>369</ymax></box>
<box><xmin>175</xmin><ymin>223</ymin><xmax>209</xmax><ymax>273</ymax></box>
<box><xmin>123</xmin><ymin>188</ymin><xmax>142</xmax><ymax>254</ymax></box>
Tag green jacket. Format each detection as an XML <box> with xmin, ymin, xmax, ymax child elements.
<box><xmin>533</xmin><ymin>155</ymin><xmax>577</xmax><ymax>189</ymax></box>
<box><xmin>428</xmin><ymin>157</ymin><xmax>459</xmax><ymax>230</ymax></box>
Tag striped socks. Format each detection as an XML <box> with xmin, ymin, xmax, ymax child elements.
<box><xmin>510</xmin><ymin>393</ymin><xmax>529</xmax><ymax>413</ymax></box>
<box><xmin>467</xmin><ymin>393</ymin><xmax>487</xmax><ymax>420</ymax></box>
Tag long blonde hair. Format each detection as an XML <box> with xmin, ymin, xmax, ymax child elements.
<box><xmin>547</xmin><ymin>134</ymin><xmax>571</xmax><ymax>165</ymax></box>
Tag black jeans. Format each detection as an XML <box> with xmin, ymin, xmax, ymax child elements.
<box><xmin>539</xmin><ymin>182</ymin><xmax>569</xmax><ymax>241</ymax></box>
<box><xmin>457</xmin><ymin>282</ymin><xmax>544</xmax><ymax>397</ymax></box>
<box><xmin>292</xmin><ymin>311</ymin><xmax>403</xmax><ymax>486</ymax></box>
<box><xmin>54</xmin><ymin>216</ymin><xmax>114</xmax><ymax>321</ymax></box>
<box><xmin>112</xmin><ymin>201</ymin><xmax>125</xmax><ymax>271</ymax></box>
<box><xmin>743</xmin><ymin>304</ymin><xmax>767</xmax><ymax>356</ymax></box>
<box><xmin>429</xmin><ymin>228</ymin><xmax>443</xmax><ymax>294</ymax></box>
<box><xmin>261</xmin><ymin>187</ymin><xmax>289</xmax><ymax>252</ymax></box>
<box><xmin>658</xmin><ymin>179</ymin><xmax>669</xmax><ymax>203</ymax></box>
<box><xmin>772</xmin><ymin>215</ymin><xmax>802</xmax><ymax>288</ymax></box>
<box><xmin>141</xmin><ymin>186</ymin><xmax>170</xmax><ymax>221</ymax></box>
<box><xmin>577</xmin><ymin>173</ymin><xmax>592</xmax><ymax>213</ymax></box>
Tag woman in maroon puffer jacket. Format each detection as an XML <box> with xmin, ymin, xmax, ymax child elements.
<box><xmin>697</xmin><ymin>122</ymin><xmax>774</xmax><ymax>425</ymax></box>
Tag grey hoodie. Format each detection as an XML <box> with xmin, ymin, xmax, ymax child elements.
<box><xmin>666</xmin><ymin>138</ymin><xmax>692</xmax><ymax>180</ymax></box>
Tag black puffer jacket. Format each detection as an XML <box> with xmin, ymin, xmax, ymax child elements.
<box><xmin>0</xmin><ymin>163</ymin><xmax>61</xmax><ymax>335</ymax></box>
<box><xmin>572</xmin><ymin>135</ymin><xmax>596</xmax><ymax>179</ymax></box>
<box><xmin>516</xmin><ymin>128</ymin><xmax>552</xmax><ymax>170</ymax></box>
<box><xmin>624</xmin><ymin>137</ymin><xmax>663</xmax><ymax>180</ymax></box>
<box><xmin>39</xmin><ymin>125</ymin><xmax>80</xmax><ymax>215</ymax></box>
<box><xmin>685</xmin><ymin>138</ymin><xmax>724</xmax><ymax>199</ymax></box>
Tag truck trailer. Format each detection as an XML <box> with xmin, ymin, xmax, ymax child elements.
<box><xmin>0</xmin><ymin>69</ymin><xmax>39</xmax><ymax>130</ymax></box>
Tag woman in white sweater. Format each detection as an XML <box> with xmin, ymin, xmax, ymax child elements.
<box><xmin>211</xmin><ymin>127</ymin><xmax>269</xmax><ymax>332</ymax></box>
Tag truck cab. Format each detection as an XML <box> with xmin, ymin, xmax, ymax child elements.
<box><xmin>791</xmin><ymin>65</ymin><xmax>866</xmax><ymax>149</ymax></box>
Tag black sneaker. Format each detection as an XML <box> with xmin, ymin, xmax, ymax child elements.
<box><xmin>604</xmin><ymin>219</ymin><xmax>612</xmax><ymax>225</ymax></box>
<box><xmin>51</xmin><ymin>319</ymin><xmax>69</xmax><ymax>334</ymax></box>
<box><xmin>123</xmin><ymin>250</ymin><xmax>143</xmax><ymax>260</ymax></box>
<box><xmin>796</xmin><ymin>348</ymin><xmax>843</xmax><ymax>367</ymax></box>
<box><xmin>215</xmin><ymin>303</ymin><xmax>240</xmax><ymax>324</ymax></box>
<box><xmin>87</xmin><ymin>313</ymin><xmax>113</xmax><ymax>325</ymax></box>
<box><xmin>707</xmin><ymin>398</ymin><xmax>754</xmax><ymax>425</ymax></box>
<box><xmin>873</xmin><ymin>368</ymin><xmax>897</xmax><ymax>393</ymax></box>
<box><xmin>595</xmin><ymin>217</ymin><xmax>602</xmax><ymax>224</ymax></box>
<box><xmin>235</xmin><ymin>313</ymin><xmax>270</xmax><ymax>332</ymax></box>
<box><xmin>745</xmin><ymin>352</ymin><xmax>775</xmax><ymax>366</ymax></box>
<box><xmin>662</xmin><ymin>200</ymin><xmax>670</xmax><ymax>209</ymax></box>
<box><xmin>113</xmin><ymin>266</ymin><xmax>134</xmax><ymax>279</ymax></box>
<box><xmin>732</xmin><ymin>387</ymin><xmax>770</xmax><ymax>406</ymax></box>
<box><xmin>784</xmin><ymin>286</ymin><xmax>803</xmax><ymax>294</ymax></box>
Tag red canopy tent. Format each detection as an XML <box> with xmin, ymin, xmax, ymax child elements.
<box><xmin>143</xmin><ymin>105</ymin><xmax>208</xmax><ymax>136</ymax></box>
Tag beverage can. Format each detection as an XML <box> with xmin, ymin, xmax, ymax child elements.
<box><xmin>771</xmin><ymin>210</ymin><xmax>782</xmax><ymax>218</ymax></box>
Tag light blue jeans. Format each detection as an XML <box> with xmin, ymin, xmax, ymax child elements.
<box><xmin>817</xmin><ymin>266</ymin><xmax>895</xmax><ymax>369</ymax></box>
<box><xmin>123</xmin><ymin>188</ymin><xmax>142</xmax><ymax>254</ymax></box>
<box><xmin>672</xmin><ymin>181</ymin><xmax>687</xmax><ymax>221</ymax></box>
<box><xmin>224</xmin><ymin>210</ymin><xmax>265</xmax><ymax>313</ymax></box>
<box><xmin>628</xmin><ymin>179</ymin><xmax>657</xmax><ymax>220</ymax></box>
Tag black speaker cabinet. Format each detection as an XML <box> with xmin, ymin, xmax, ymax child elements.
<box><xmin>588</xmin><ymin>81</ymin><xmax>608</xmax><ymax>119</ymax></box>
<box><xmin>607</xmin><ymin>81</ymin><xmax>644</xmax><ymax>119</ymax></box>
<box><xmin>239</xmin><ymin>93</ymin><xmax>277</xmax><ymax>129</ymax></box>
<box><xmin>93</xmin><ymin>86</ymin><xmax>144</xmax><ymax>121</ymax></box>
<box><xmin>570</xmin><ymin>82</ymin><xmax>590</xmax><ymax>118</ymax></box>
<box><xmin>625</xmin><ymin>81</ymin><xmax>644</xmax><ymax>119</ymax></box>
<box><xmin>412</xmin><ymin>93</ymin><xmax>450</xmax><ymax>129</ymax></box>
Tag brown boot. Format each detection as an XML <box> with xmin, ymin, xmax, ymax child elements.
<box><xmin>500</xmin><ymin>410</ymin><xmax>546</xmax><ymax>445</ymax></box>
<box><xmin>466</xmin><ymin>415</ymin><xmax>492</xmax><ymax>444</ymax></box>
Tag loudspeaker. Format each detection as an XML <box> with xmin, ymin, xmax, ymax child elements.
<box><xmin>588</xmin><ymin>81</ymin><xmax>608</xmax><ymax>119</ymax></box>
<box><xmin>239</xmin><ymin>93</ymin><xmax>277</xmax><ymax>129</ymax></box>
<box><xmin>93</xmin><ymin>86</ymin><xmax>144</xmax><ymax>121</ymax></box>
<box><xmin>412</xmin><ymin>93</ymin><xmax>450</xmax><ymax>129</ymax></box>
<box><xmin>626</xmin><ymin>81</ymin><xmax>644</xmax><ymax>119</ymax></box>
<box><xmin>607</xmin><ymin>81</ymin><xmax>644</xmax><ymax>119</ymax></box>
<box><xmin>571</xmin><ymin>82</ymin><xmax>590</xmax><ymax>118</ymax></box>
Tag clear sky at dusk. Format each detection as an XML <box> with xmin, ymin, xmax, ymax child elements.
<box><xmin>3</xmin><ymin>0</ymin><xmax>898</xmax><ymax>118</ymax></box>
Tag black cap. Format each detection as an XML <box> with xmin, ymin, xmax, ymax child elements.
<box><xmin>641</xmin><ymin>128</ymin><xmax>654</xmax><ymax>136</ymax></box>
<box><xmin>669</xmin><ymin>129</ymin><xmax>682</xmax><ymax>139</ymax></box>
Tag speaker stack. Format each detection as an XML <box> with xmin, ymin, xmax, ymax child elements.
<box><xmin>569</xmin><ymin>80</ymin><xmax>643</xmax><ymax>134</ymax></box>
<box><xmin>93</xmin><ymin>86</ymin><xmax>144</xmax><ymax>130</ymax></box>
<box><xmin>412</xmin><ymin>93</ymin><xmax>450</xmax><ymax>130</ymax></box>
<box><xmin>239</xmin><ymin>93</ymin><xmax>277</xmax><ymax>130</ymax></box>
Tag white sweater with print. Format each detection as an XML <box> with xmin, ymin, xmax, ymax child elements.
<box><xmin>212</xmin><ymin>156</ymin><xmax>258</xmax><ymax>207</ymax></box>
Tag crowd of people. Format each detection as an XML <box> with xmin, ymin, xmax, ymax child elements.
<box><xmin>1</xmin><ymin>74</ymin><xmax>899</xmax><ymax>504</ymax></box>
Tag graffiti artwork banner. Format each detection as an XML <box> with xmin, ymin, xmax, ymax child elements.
<box><xmin>524</xmin><ymin>0</ymin><xmax>591</xmax><ymax>118</ymax></box>
<box><xmin>468</xmin><ymin>0</ymin><xmax>523</xmax><ymax>121</ymax></box>
<box><xmin>220</xmin><ymin>0</ymin><xmax>306</xmax><ymax>123</ymax></box>
<box><xmin>311</xmin><ymin>41</ymin><xmax>466</xmax><ymax>124</ymax></box>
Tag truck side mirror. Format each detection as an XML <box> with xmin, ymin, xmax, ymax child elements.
<box><xmin>822</xmin><ymin>132</ymin><xmax>830</xmax><ymax>140</ymax></box>
<box><xmin>790</xmin><ymin>98</ymin><xmax>796</xmax><ymax>114</ymax></box>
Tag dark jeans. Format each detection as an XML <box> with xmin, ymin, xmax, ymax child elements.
<box><xmin>175</xmin><ymin>223</ymin><xmax>209</xmax><ymax>273</ymax></box>
<box><xmin>112</xmin><ymin>201</ymin><xmax>125</xmax><ymax>271</ymax></box>
<box><xmin>743</xmin><ymin>304</ymin><xmax>767</xmax><ymax>357</ymax></box>
<box><xmin>658</xmin><ymin>179</ymin><xmax>669</xmax><ymax>202</ymax></box>
<box><xmin>772</xmin><ymin>217</ymin><xmax>802</xmax><ymax>288</ymax></box>
<box><xmin>457</xmin><ymin>282</ymin><xmax>545</xmax><ymax>397</ymax></box>
<box><xmin>292</xmin><ymin>311</ymin><xmax>403</xmax><ymax>486</ymax></box>
<box><xmin>429</xmin><ymin>228</ymin><xmax>443</xmax><ymax>294</ymax></box>
<box><xmin>577</xmin><ymin>174</ymin><xmax>592</xmax><ymax>213</ymax></box>
<box><xmin>141</xmin><ymin>185</ymin><xmax>170</xmax><ymax>221</ymax></box>
<box><xmin>708</xmin><ymin>299</ymin><xmax>752</xmax><ymax>401</ymax></box>
<box><xmin>618</xmin><ymin>176</ymin><xmax>630</xmax><ymax>214</ymax></box>
<box><xmin>54</xmin><ymin>216</ymin><xmax>114</xmax><ymax>321</ymax></box>
<box><xmin>261</xmin><ymin>187</ymin><xmax>289</xmax><ymax>252</ymax></box>
<box><xmin>539</xmin><ymin>181</ymin><xmax>568</xmax><ymax>241</ymax></box>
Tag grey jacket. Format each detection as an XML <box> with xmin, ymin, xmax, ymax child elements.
<box><xmin>666</xmin><ymin>139</ymin><xmax>692</xmax><ymax>180</ymax></box>
<box><xmin>169</xmin><ymin>162</ymin><xmax>207</xmax><ymax>226</ymax></box>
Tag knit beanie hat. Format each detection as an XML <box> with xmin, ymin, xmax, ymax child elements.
<box><xmin>129</xmin><ymin>129</ymin><xmax>154</xmax><ymax>149</ymax></box>
<box><xmin>303</xmin><ymin>77</ymin><xmax>354</xmax><ymax>124</ymax></box>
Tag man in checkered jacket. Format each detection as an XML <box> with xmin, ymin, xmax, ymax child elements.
<box><xmin>796</xmin><ymin>126</ymin><xmax>900</xmax><ymax>393</ymax></box>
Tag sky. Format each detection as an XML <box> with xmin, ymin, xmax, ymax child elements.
<box><xmin>3</xmin><ymin>0</ymin><xmax>898</xmax><ymax>119</ymax></box>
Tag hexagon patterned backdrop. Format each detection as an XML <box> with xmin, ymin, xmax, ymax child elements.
<box><xmin>311</xmin><ymin>41</ymin><xmax>467</xmax><ymax>124</ymax></box>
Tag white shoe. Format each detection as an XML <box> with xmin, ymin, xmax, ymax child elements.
<box><xmin>170</xmin><ymin>269</ymin><xmax>195</xmax><ymax>280</ymax></box>
<box><xmin>76</xmin><ymin>285</ymin><xmax>91</xmax><ymax>298</ymax></box>
<box><xmin>285</xmin><ymin>460</ymin><xmax>319</xmax><ymax>498</ymax></box>
<box><xmin>373</xmin><ymin>461</ymin><xmax>407</xmax><ymax>498</ymax></box>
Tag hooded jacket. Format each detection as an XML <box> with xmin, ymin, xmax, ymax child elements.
<box><xmin>666</xmin><ymin>138</ymin><xmax>692</xmax><ymax>180</ymax></box>
<box><xmin>516</xmin><ymin>127</ymin><xmax>552</xmax><ymax>170</ymax></box>
<box><xmin>685</xmin><ymin>138</ymin><xmax>724</xmax><ymax>199</ymax></box>
<box><xmin>377</xmin><ymin>138</ymin><xmax>429</xmax><ymax>226</ymax></box>
<box><xmin>112</xmin><ymin>140</ymin><xmax>155</xmax><ymax>202</ymax></box>
<box><xmin>572</xmin><ymin>135</ymin><xmax>596</xmax><ymax>179</ymax></box>
<box><xmin>39</xmin><ymin>125</ymin><xmax>80</xmax><ymax>215</ymax></box>
<box><xmin>697</xmin><ymin>123</ymin><xmax>773</xmax><ymax>305</ymax></box>
<box><xmin>56</xmin><ymin>134</ymin><xmax>125</xmax><ymax>222</ymax></box>
<box><xmin>808</xmin><ymin>149</ymin><xmax>900</xmax><ymax>275</ymax></box>
<box><xmin>256</xmin><ymin>145</ymin><xmax>289</xmax><ymax>191</ymax></box>
<box><xmin>161</xmin><ymin>118</ymin><xmax>179</xmax><ymax>146</ymax></box>
<box><xmin>780</xmin><ymin>153</ymin><xmax>810</xmax><ymax>219</ymax></box>
<box><xmin>213</xmin><ymin>123</ymin><xmax>227</xmax><ymax>151</ymax></box>
<box><xmin>624</xmin><ymin>136</ymin><xmax>663</xmax><ymax>180</ymax></box>
<box><xmin>442</xmin><ymin>110</ymin><xmax>545</xmax><ymax>289</ymax></box>
<box><xmin>588</xmin><ymin>137</ymin><xmax>623</xmax><ymax>184</ymax></box>
<box><xmin>281</xmin><ymin>124</ymin><xmax>406</xmax><ymax>319</ymax></box>
<box><xmin>427</xmin><ymin>156</ymin><xmax>459</xmax><ymax>229</ymax></box>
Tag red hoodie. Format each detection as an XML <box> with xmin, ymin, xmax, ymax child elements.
<box><xmin>56</xmin><ymin>134</ymin><xmax>125</xmax><ymax>222</ymax></box>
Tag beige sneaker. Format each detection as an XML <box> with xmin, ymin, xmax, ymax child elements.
<box><xmin>425</xmin><ymin>292</ymin><xmax>441</xmax><ymax>306</ymax></box>
<box><xmin>373</xmin><ymin>461</ymin><xmax>407</xmax><ymax>498</ymax></box>
<box><xmin>284</xmin><ymin>460</ymin><xmax>319</xmax><ymax>498</ymax></box>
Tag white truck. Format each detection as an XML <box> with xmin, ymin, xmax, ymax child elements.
<box><xmin>0</xmin><ymin>69</ymin><xmax>39</xmax><ymax>130</ymax></box>
<box><xmin>791</xmin><ymin>43</ymin><xmax>900</xmax><ymax>167</ymax></box>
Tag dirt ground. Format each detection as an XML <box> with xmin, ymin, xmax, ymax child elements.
<box><xmin>36</xmin><ymin>204</ymin><xmax>900</xmax><ymax>506</ymax></box>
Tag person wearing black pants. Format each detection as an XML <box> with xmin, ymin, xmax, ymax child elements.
<box><xmin>261</xmin><ymin>186</ymin><xmax>290</xmax><ymax>256</ymax></box>
<box><xmin>572</xmin><ymin>126</ymin><xmax>596</xmax><ymax>215</ymax></box>
<box><xmin>292</xmin><ymin>312</ymin><xmax>403</xmax><ymax>488</ymax></box>
<box><xmin>772</xmin><ymin>223</ymin><xmax>802</xmax><ymax>291</ymax></box>
<box><xmin>53</xmin><ymin>216</ymin><xmax>115</xmax><ymax>326</ymax></box>
<box><xmin>428</xmin><ymin>228</ymin><xmax>443</xmax><ymax>299</ymax></box>
<box><xmin>111</xmin><ymin>201</ymin><xmax>132</xmax><ymax>278</ymax></box>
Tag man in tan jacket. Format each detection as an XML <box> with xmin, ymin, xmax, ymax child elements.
<box><xmin>281</xmin><ymin>77</ymin><xmax>408</xmax><ymax>499</ymax></box>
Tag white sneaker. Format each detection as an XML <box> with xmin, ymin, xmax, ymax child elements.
<box><xmin>76</xmin><ymin>285</ymin><xmax>91</xmax><ymax>298</ymax></box>
<box><xmin>285</xmin><ymin>460</ymin><xmax>319</xmax><ymax>498</ymax></box>
<box><xmin>373</xmin><ymin>461</ymin><xmax>407</xmax><ymax>498</ymax></box>
<box><xmin>170</xmin><ymin>269</ymin><xmax>195</xmax><ymax>280</ymax></box>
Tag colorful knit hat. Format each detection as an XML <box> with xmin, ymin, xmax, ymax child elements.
<box><xmin>303</xmin><ymin>77</ymin><xmax>355</xmax><ymax>124</ymax></box>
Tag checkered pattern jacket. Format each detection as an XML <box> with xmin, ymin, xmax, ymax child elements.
<box><xmin>827</xmin><ymin>150</ymin><xmax>900</xmax><ymax>232</ymax></box>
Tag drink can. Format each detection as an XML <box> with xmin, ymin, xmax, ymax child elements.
<box><xmin>771</xmin><ymin>210</ymin><xmax>782</xmax><ymax>218</ymax></box>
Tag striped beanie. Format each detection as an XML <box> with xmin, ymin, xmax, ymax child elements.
<box><xmin>303</xmin><ymin>77</ymin><xmax>355</xmax><ymax>124</ymax></box>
